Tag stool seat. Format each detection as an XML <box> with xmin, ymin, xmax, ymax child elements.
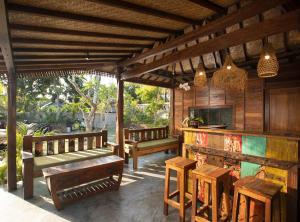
<box><xmin>232</xmin><ymin>176</ymin><xmax>282</xmax><ymax>222</ymax></box>
<box><xmin>192</xmin><ymin>164</ymin><xmax>231</xmax><ymax>222</ymax></box>
<box><xmin>165</xmin><ymin>156</ymin><xmax>197</xmax><ymax>169</ymax></box>
<box><xmin>193</xmin><ymin>164</ymin><xmax>230</xmax><ymax>180</ymax></box>
<box><xmin>234</xmin><ymin>176</ymin><xmax>282</xmax><ymax>199</ymax></box>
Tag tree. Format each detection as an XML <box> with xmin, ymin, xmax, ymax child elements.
<box><xmin>67</xmin><ymin>75</ymin><xmax>101</xmax><ymax>132</ymax></box>
<box><xmin>124</xmin><ymin>83</ymin><xmax>169</xmax><ymax>128</ymax></box>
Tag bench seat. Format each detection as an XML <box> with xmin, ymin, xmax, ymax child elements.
<box><xmin>125</xmin><ymin>138</ymin><xmax>178</xmax><ymax>151</ymax></box>
<box><xmin>124</xmin><ymin>127</ymin><xmax>180</xmax><ymax>170</ymax></box>
<box><xmin>34</xmin><ymin>148</ymin><xmax>113</xmax><ymax>171</ymax></box>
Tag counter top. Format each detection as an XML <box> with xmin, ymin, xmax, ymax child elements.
<box><xmin>181</xmin><ymin>127</ymin><xmax>300</xmax><ymax>141</ymax></box>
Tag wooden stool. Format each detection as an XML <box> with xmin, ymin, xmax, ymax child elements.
<box><xmin>164</xmin><ymin>157</ymin><xmax>197</xmax><ymax>222</ymax></box>
<box><xmin>232</xmin><ymin>176</ymin><xmax>282</xmax><ymax>222</ymax></box>
<box><xmin>191</xmin><ymin>164</ymin><xmax>231</xmax><ymax>222</ymax></box>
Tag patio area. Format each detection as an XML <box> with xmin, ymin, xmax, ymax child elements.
<box><xmin>0</xmin><ymin>153</ymin><xmax>182</xmax><ymax>222</ymax></box>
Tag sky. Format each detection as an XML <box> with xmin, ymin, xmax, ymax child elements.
<box><xmin>101</xmin><ymin>76</ymin><xmax>117</xmax><ymax>85</ymax></box>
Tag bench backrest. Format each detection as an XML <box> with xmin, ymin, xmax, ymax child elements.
<box><xmin>124</xmin><ymin>126</ymin><xmax>169</xmax><ymax>142</ymax></box>
<box><xmin>23</xmin><ymin>130</ymin><xmax>108</xmax><ymax>157</ymax></box>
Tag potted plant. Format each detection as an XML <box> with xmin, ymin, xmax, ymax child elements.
<box><xmin>188</xmin><ymin>117</ymin><xmax>204</xmax><ymax>128</ymax></box>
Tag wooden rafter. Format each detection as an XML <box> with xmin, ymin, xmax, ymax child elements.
<box><xmin>16</xmin><ymin>60</ymin><xmax>119</xmax><ymax>66</ymax></box>
<box><xmin>188</xmin><ymin>0</ymin><xmax>227</xmax><ymax>14</ymax></box>
<box><xmin>10</xmin><ymin>24</ymin><xmax>162</xmax><ymax>41</ymax></box>
<box><xmin>13</xmin><ymin>47</ymin><xmax>140</xmax><ymax>54</ymax></box>
<box><xmin>119</xmin><ymin>0</ymin><xmax>288</xmax><ymax>66</ymax></box>
<box><xmin>12</xmin><ymin>38</ymin><xmax>151</xmax><ymax>49</ymax></box>
<box><xmin>8</xmin><ymin>3</ymin><xmax>175</xmax><ymax>34</ymax></box>
<box><xmin>122</xmin><ymin>9</ymin><xmax>300</xmax><ymax>80</ymax></box>
<box><xmin>0</xmin><ymin>1</ymin><xmax>15</xmax><ymax>74</ymax></box>
<box><xmin>13</xmin><ymin>54</ymin><xmax>127</xmax><ymax>61</ymax></box>
<box><xmin>126</xmin><ymin>77</ymin><xmax>172</xmax><ymax>88</ymax></box>
<box><xmin>15</xmin><ymin>63</ymin><xmax>116</xmax><ymax>71</ymax></box>
<box><xmin>88</xmin><ymin>0</ymin><xmax>198</xmax><ymax>24</ymax></box>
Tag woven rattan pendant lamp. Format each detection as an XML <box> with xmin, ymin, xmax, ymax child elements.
<box><xmin>194</xmin><ymin>63</ymin><xmax>207</xmax><ymax>87</ymax></box>
<box><xmin>257</xmin><ymin>43</ymin><xmax>279</xmax><ymax>78</ymax></box>
<box><xmin>211</xmin><ymin>55</ymin><xmax>247</xmax><ymax>91</ymax></box>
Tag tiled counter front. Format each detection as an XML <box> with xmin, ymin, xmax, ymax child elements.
<box><xmin>183</xmin><ymin>128</ymin><xmax>299</xmax><ymax>222</ymax></box>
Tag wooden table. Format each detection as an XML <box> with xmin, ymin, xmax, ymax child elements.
<box><xmin>42</xmin><ymin>155</ymin><xmax>124</xmax><ymax>210</ymax></box>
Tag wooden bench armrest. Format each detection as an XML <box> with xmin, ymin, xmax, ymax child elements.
<box><xmin>107</xmin><ymin>142</ymin><xmax>119</xmax><ymax>155</ymax></box>
<box><xmin>22</xmin><ymin>151</ymin><xmax>34</xmax><ymax>163</ymax></box>
<box><xmin>172</xmin><ymin>134</ymin><xmax>183</xmax><ymax>141</ymax></box>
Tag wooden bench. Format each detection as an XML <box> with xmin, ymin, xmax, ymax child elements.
<box><xmin>124</xmin><ymin>126</ymin><xmax>180</xmax><ymax>170</ymax></box>
<box><xmin>22</xmin><ymin>130</ymin><xmax>119</xmax><ymax>199</ymax></box>
<box><xmin>43</xmin><ymin>155</ymin><xmax>123</xmax><ymax>210</ymax></box>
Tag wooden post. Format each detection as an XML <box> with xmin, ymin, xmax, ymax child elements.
<box><xmin>169</xmin><ymin>79</ymin><xmax>175</xmax><ymax>136</ymax></box>
<box><xmin>116</xmin><ymin>74</ymin><xmax>124</xmax><ymax>158</ymax></box>
<box><xmin>0</xmin><ymin>0</ymin><xmax>17</xmax><ymax>191</ymax></box>
<box><xmin>7</xmin><ymin>72</ymin><xmax>17</xmax><ymax>191</ymax></box>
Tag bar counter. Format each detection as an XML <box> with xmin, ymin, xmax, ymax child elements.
<box><xmin>181</xmin><ymin>127</ymin><xmax>299</xmax><ymax>222</ymax></box>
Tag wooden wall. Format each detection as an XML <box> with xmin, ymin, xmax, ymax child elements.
<box><xmin>173</xmin><ymin>62</ymin><xmax>300</xmax><ymax>135</ymax></box>
<box><xmin>174</xmin><ymin>78</ymin><xmax>265</xmax><ymax>134</ymax></box>
<box><xmin>267</xmin><ymin>87</ymin><xmax>300</xmax><ymax>134</ymax></box>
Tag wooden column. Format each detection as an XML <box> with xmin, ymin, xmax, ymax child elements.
<box><xmin>0</xmin><ymin>0</ymin><xmax>17</xmax><ymax>191</ymax></box>
<box><xmin>169</xmin><ymin>79</ymin><xmax>175</xmax><ymax>136</ymax></box>
<box><xmin>116</xmin><ymin>75</ymin><xmax>124</xmax><ymax>158</ymax></box>
<box><xmin>7</xmin><ymin>72</ymin><xmax>17</xmax><ymax>191</ymax></box>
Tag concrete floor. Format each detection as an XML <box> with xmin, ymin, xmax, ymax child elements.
<box><xmin>0</xmin><ymin>153</ymin><xmax>191</xmax><ymax>222</ymax></box>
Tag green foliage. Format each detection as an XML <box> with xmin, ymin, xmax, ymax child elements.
<box><xmin>0</xmin><ymin>123</ymin><xmax>58</xmax><ymax>184</ymax></box>
<box><xmin>0</xmin><ymin>81</ymin><xmax>7</xmax><ymax>120</ymax></box>
<box><xmin>124</xmin><ymin>83</ymin><xmax>169</xmax><ymax>128</ymax></box>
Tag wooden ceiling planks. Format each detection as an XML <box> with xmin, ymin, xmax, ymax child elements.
<box><xmin>120</xmin><ymin>0</ymin><xmax>288</xmax><ymax>66</ymax></box>
<box><xmin>8</xmin><ymin>3</ymin><xmax>176</xmax><ymax>34</ymax></box>
<box><xmin>187</xmin><ymin>0</ymin><xmax>227</xmax><ymax>14</ymax></box>
<box><xmin>87</xmin><ymin>0</ymin><xmax>198</xmax><ymax>24</ymax></box>
<box><xmin>122</xmin><ymin>9</ymin><xmax>300</xmax><ymax>80</ymax></box>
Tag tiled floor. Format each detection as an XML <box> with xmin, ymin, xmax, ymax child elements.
<box><xmin>0</xmin><ymin>153</ymin><xmax>190</xmax><ymax>222</ymax></box>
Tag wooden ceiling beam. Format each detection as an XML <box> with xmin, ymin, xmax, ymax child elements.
<box><xmin>88</xmin><ymin>0</ymin><xmax>198</xmax><ymax>24</ymax></box>
<box><xmin>16</xmin><ymin>60</ymin><xmax>119</xmax><ymax>66</ymax></box>
<box><xmin>0</xmin><ymin>1</ymin><xmax>15</xmax><ymax>74</ymax></box>
<box><xmin>13</xmin><ymin>47</ymin><xmax>139</xmax><ymax>54</ymax></box>
<box><xmin>9</xmin><ymin>24</ymin><xmax>162</xmax><ymax>41</ymax></box>
<box><xmin>122</xmin><ymin>9</ymin><xmax>300</xmax><ymax>80</ymax></box>
<box><xmin>8</xmin><ymin>3</ymin><xmax>175</xmax><ymax>34</ymax></box>
<box><xmin>125</xmin><ymin>78</ymin><xmax>172</xmax><ymax>88</ymax></box>
<box><xmin>120</xmin><ymin>0</ymin><xmax>288</xmax><ymax>66</ymax></box>
<box><xmin>188</xmin><ymin>0</ymin><xmax>227</xmax><ymax>14</ymax></box>
<box><xmin>14</xmin><ymin>54</ymin><xmax>127</xmax><ymax>60</ymax></box>
<box><xmin>12</xmin><ymin>37</ymin><xmax>151</xmax><ymax>48</ymax></box>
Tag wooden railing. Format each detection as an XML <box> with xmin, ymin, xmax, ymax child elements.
<box><xmin>23</xmin><ymin>130</ymin><xmax>108</xmax><ymax>156</ymax></box>
<box><xmin>124</xmin><ymin>126</ymin><xmax>169</xmax><ymax>142</ymax></box>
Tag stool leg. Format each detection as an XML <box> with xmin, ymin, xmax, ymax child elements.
<box><xmin>177</xmin><ymin>171</ymin><xmax>181</xmax><ymax>202</ymax></box>
<box><xmin>179</xmin><ymin>169</ymin><xmax>186</xmax><ymax>222</ymax></box>
<box><xmin>223</xmin><ymin>176</ymin><xmax>230</xmax><ymax>219</ymax></box>
<box><xmin>191</xmin><ymin>174</ymin><xmax>198</xmax><ymax>222</ymax></box>
<box><xmin>204</xmin><ymin>182</ymin><xmax>210</xmax><ymax>218</ymax></box>
<box><xmin>232</xmin><ymin>188</ymin><xmax>240</xmax><ymax>222</ymax></box>
<box><xmin>243</xmin><ymin>195</ymin><xmax>250</xmax><ymax>222</ymax></box>
<box><xmin>211</xmin><ymin>180</ymin><xmax>218</xmax><ymax>222</ymax></box>
<box><xmin>265</xmin><ymin>198</ymin><xmax>272</xmax><ymax>222</ymax></box>
<box><xmin>164</xmin><ymin>166</ymin><xmax>170</xmax><ymax>216</ymax></box>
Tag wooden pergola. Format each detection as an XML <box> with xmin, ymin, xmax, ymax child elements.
<box><xmin>0</xmin><ymin>0</ymin><xmax>299</xmax><ymax>192</ymax></box>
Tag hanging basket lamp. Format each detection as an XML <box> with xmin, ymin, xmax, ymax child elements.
<box><xmin>211</xmin><ymin>55</ymin><xmax>247</xmax><ymax>92</ymax></box>
<box><xmin>257</xmin><ymin>43</ymin><xmax>279</xmax><ymax>78</ymax></box>
<box><xmin>194</xmin><ymin>63</ymin><xmax>207</xmax><ymax>87</ymax></box>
